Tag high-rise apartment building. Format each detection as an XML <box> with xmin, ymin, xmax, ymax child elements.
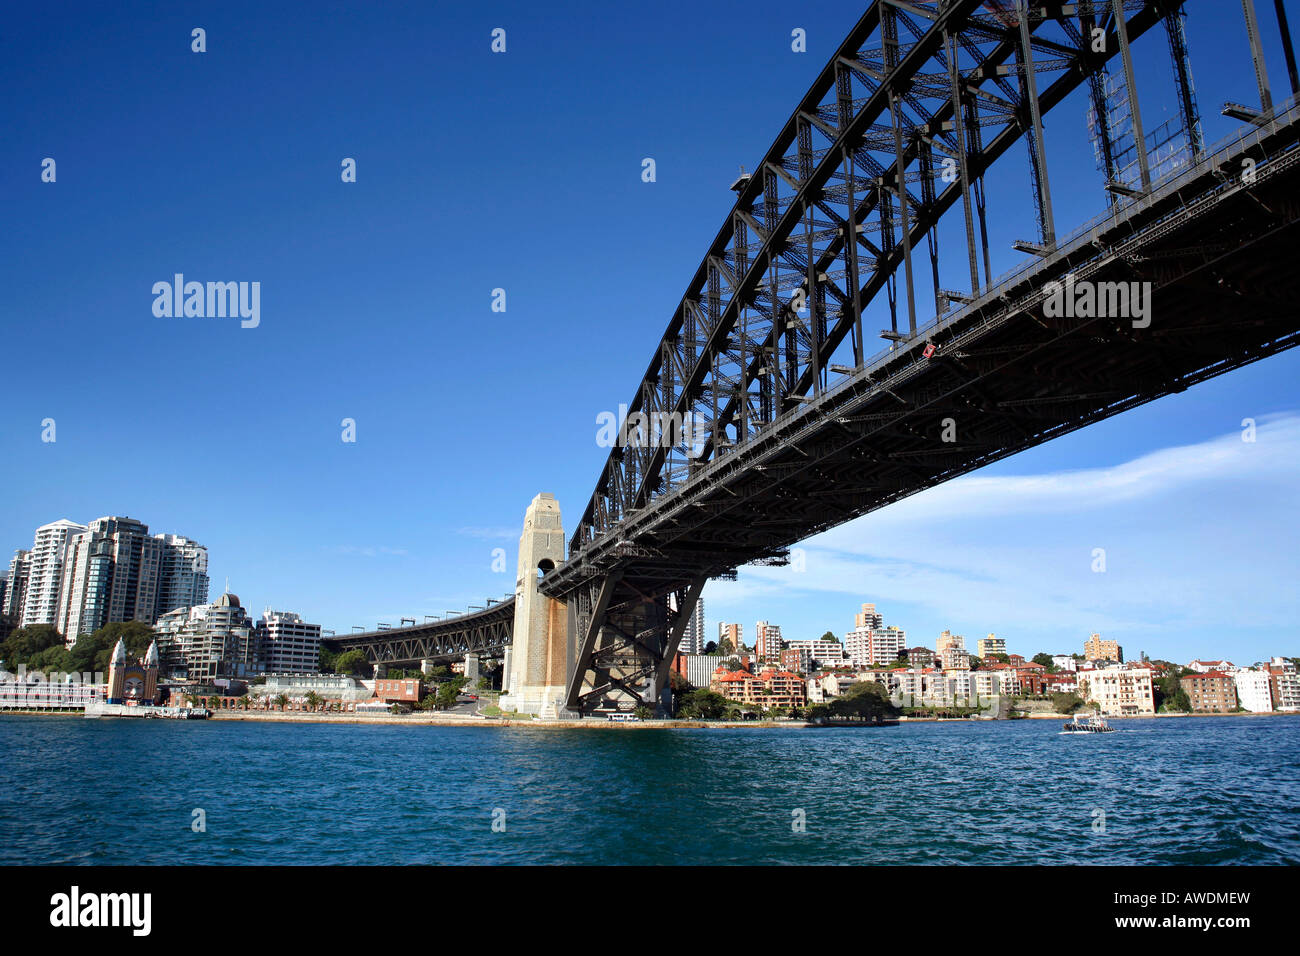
<box><xmin>20</xmin><ymin>520</ymin><xmax>86</xmax><ymax>629</ymax></box>
<box><xmin>977</xmin><ymin>633</ymin><xmax>1006</xmax><ymax>658</ymax></box>
<box><xmin>257</xmin><ymin>609</ymin><xmax>323</xmax><ymax>674</ymax></box>
<box><xmin>844</xmin><ymin>625</ymin><xmax>907</xmax><ymax>666</ymax></box>
<box><xmin>154</xmin><ymin>534</ymin><xmax>210</xmax><ymax>617</ymax></box>
<box><xmin>154</xmin><ymin>592</ymin><xmax>261</xmax><ymax>681</ymax></box>
<box><xmin>679</xmin><ymin>598</ymin><xmax>706</xmax><ymax>655</ymax></box>
<box><xmin>718</xmin><ymin>622</ymin><xmax>743</xmax><ymax>652</ymax></box>
<box><xmin>57</xmin><ymin>517</ymin><xmax>163</xmax><ymax>641</ymax></box>
<box><xmin>1084</xmin><ymin>632</ymin><xmax>1123</xmax><ymax>663</ymax></box>
<box><xmin>755</xmin><ymin>621</ymin><xmax>782</xmax><ymax>660</ymax></box>
<box><xmin>936</xmin><ymin>629</ymin><xmax>964</xmax><ymax>655</ymax></box>
<box><xmin>2</xmin><ymin>551</ymin><xmax>30</xmax><ymax>623</ymax></box>
<box><xmin>1079</xmin><ymin>665</ymin><xmax>1154</xmax><ymax>715</ymax></box>
<box><xmin>854</xmin><ymin>603</ymin><xmax>883</xmax><ymax>630</ymax></box>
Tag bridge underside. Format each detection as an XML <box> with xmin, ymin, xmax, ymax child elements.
<box><xmin>548</xmin><ymin>111</ymin><xmax>1300</xmax><ymax>714</ymax></box>
<box><xmin>332</xmin><ymin>600</ymin><xmax>513</xmax><ymax>669</ymax></box>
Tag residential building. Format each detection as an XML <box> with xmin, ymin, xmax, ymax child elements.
<box><xmin>1180</xmin><ymin>671</ymin><xmax>1238</xmax><ymax>713</ymax></box>
<box><xmin>854</xmin><ymin>603</ymin><xmax>883</xmax><ymax>630</ymax></box>
<box><xmin>780</xmin><ymin>646</ymin><xmax>810</xmax><ymax>674</ymax></box>
<box><xmin>679</xmin><ymin>598</ymin><xmax>705</xmax><ymax>655</ymax></box>
<box><xmin>1232</xmin><ymin>670</ymin><xmax>1274</xmax><ymax>713</ymax></box>
<box><xmin>1078</xmin><ymin>665</ymin><xmax>1155</xmax><ymax>716</ymax></box>
<box><xmin>843</xmin><ymin>625</ymin><xmax>906</xmax><ymax>667</ymax></box>
<box><xmin>710</xmin><ymin>666</ymin><xmax>806</xmax><ymax>709</ymax></box>
<box><xmin>19</xmin><ymin>520</ymin><xmax>86</xmax><ymax>629</ymax></box>
<box><xmin>940</xmin><ymin>646</ymin><xmax>971</xmax><ymax>671</ymax></box>
<box><xmin>257</xmin><ymin>609</ymin><xmax>322</xmax><ymax>674</ymax></box>
<box><xmin>718</xmin><ymin>622</ymin><xmax>743</xmax><ymax>652</ymax></box>
<box><xmin>57</xmin><ymin>517</ymin><xmax>163</xmax><ymax>641</ymax></box>
<box><xmin>154</xmin><ymin>592</ymin><xmax>262</xmax><ymax>682</ymax></box>
<box><xmin>936</xmin><ymin>630</ymin><xmax>964</xmax><ymax>654</ymax></box>
<box><xmin>784</xmin><ymin>638</ymin><xmax>845</xmax><ymax>668</ymax></box>
<box><xmin>2</xmin><ymin>551</ymin><xmax>29</xmax><ymax>624</ymax></box>
<box><xmin>1084</xmin><ymin>633</ymin><xmax>1123</xmax><ymax>663</ymax></box>
<box><xmin>905</xmin><ymin>646</ymin><xmax>936</xmax><ymax>667</ymax></box>
<box><xmin>1269</xmin><ymin>669</ymin><xmax>1300</xmax><ymax>712</ymax></box>
<box><xmin>1187</xmin><ymin>659</ymin><xmax>1235</xmax><ymax>673</ymax></box>
<box><xmin>755</xmin><ymin>621</ymin><xmax>782</xmax><ymax>660</ymax></box>
<box><xmin>154</xmin><ymin>534</ymin><xmax>210</xmax><ymax>618</ymax></box>
<box><xmin>977</xmin><ymin>633</ymin><xmax>1006</xmax><ymax>658</ymax></box>
<box><xmin>1050</xmin><ymin>654</ymin><xmax>1078</xmax><ymax>672</ymax></box>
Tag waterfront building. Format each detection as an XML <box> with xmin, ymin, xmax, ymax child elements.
<box><xmin>1180</xmin><ymin>671</ymin><xmax>1238</xmax><ymax>713</ymax></box>
<box><xmin>710</xmin><ymin>666</ymin><xmax>807</xmax><ymax>709</ymax></box>
<box><xmin>1077</xmin><ymin>665</ymin><xmax>1154</xmax><ymax>716</ymax></box>
<box><xmin>154</xmin><ymin>534</ymin><xmax>210</xmax><ymax>617</ymax></box>
<box><xmin>718</xmin><ymin>622</ymin><xmax>743</xmax><ymax>652</ymax></box>
<box><xmin>1084</xmin><ymin>633</ymin><xmax>1123</xmax><ymax>663</ymax></box>
<box><xmin>1050</xmin><ymin>654</ymin><xmax>1078</xmax><ymax>672</ymax></box>
<box><xmin>57</xmin><ymin>517</ymin><xmax>163</xmax><ymax>641</ymax></box>
<box><xmin>154</xmin><ymin>592</ymin><xmax>262</xmax><ymax>682</ymax></box>
<box><xmin>679</xmin><ymin>598</ymin><xmax>705</xmax><ymax>655</ymax></box>
<box><xmin>755</xmin><ymin>621</ymin><xmax>782</xmax><ymax>660</ymax></box>
<box><xmin>977</xmin><ymin>633</ymin><xmax>1006</xmax><ymax>658</ymax></box>
<box><xmin>854</xmin><ymin>602</ymin><xmax>883</xmax><ymax>630</ymax></box>
<box><xmin>20</xmin><ymin>519</ymin><xmax>86</xmax><ymax>629</ymax></box>
<box><xmin>784</xmin><ymin>638</ymin><xmax>845</xmax><ymax>668</ymax></box>
<box><xmin>936</xmin><ymin>630</ymin><xmax>964</xmax><ymax>655</ymax></box>
<box><xmin>1232</xmin><ymin>670</ymin><xmax>1274</xmax><ymax>713</ymax></box>
<box><xmin>2</xmin><ymin>550</ymin><xmax>29</xmax><ymax>624</ymax></box>
<box><xmin>373</xmin><ymin>677</ymin><xmax>425</xmax><ymax>704</ymax></box>
<box><xmin>1269</xmin><ymin>670</ymin><xmax>1300</xmax><ymax>712</ymax></box>
<box><xmin>1187</xmin><ymin>658</ymin><xmax>1235</xmax><ymax>673</ymax></box>
<box><xmin>256</xmin><ymin>609</ymin><xmax>322</xmax><ymax>674</ymax></box>
<box><xmin>252</xmin><ymin>673</ymin><xmax>373</xmax><ymax>702</ymax></box>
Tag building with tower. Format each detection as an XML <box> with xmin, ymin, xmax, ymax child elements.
<box><xmin>105</xmin><ymin>638</ymin><xmax>160</xmax><ymax>705</ymax></box>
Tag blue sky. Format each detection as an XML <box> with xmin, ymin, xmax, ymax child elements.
<box><xmin>1</xmin><ymin>1</ymin><xmax>1296</xmax><ymax>665</ymax></box>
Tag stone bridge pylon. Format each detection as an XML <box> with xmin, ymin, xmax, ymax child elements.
<box><xmin>498</xmin><ymin>493</ymin><xmax>571</xmax><ymax>718</ymax></box>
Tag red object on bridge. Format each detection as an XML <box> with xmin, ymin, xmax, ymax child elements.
<box><xmin>922</xmin><ymin>342</ymin><xmax>936</xmax><ymax>358</ymax></box>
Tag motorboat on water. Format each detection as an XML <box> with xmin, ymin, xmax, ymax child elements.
<box><xmin>1061</xmin><ymin>712</ymin><xmax>1114</xmax><ymax>734</ymax></box>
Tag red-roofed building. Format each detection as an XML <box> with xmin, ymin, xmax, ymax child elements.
<box><xmin>1180</xmin><ymin>671</ymin><xmax>1238</xmax><ymax>713</ymax></box>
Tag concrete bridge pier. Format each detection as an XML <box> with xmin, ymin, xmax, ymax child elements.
<box><xmin>419</xmin><ymin>658</ymin><xmax>436</xmax><ymax>676</ymax></box>
<box><xmin>499</xmin><ymin>493</ymin><xmax>573</xmax><ymax>718</ymax></box>
<box><xmin>463</xmin><ymin>652</ymin><xmax>481</xmax><ymax>684</ymax></box>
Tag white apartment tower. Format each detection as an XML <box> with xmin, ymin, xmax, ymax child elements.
<box><xmin>257</xmin><ymin>609</ymin><xmax>323</xmax><ymax>674</ymax></box>
<box><xmin>56</xmin><ymin>517</ymin><xmax>163</xmax><ymax>641</ymax></box>
<box><xmin>679</xmin><ymin>598</ymin><xmax>706</xmax><ymax>655</ymax></box>
<box><xmin>20</xmin><ymin>519</ymin><xmax>86</xmax><ymax>629</ymax></box>
<box><xmin>755</xmin><ymin>621</ymin><xmax>783</xmax><ymax>660</ymax></box>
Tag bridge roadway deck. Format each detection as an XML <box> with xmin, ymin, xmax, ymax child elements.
<box><xmin>332</xmin><ymin>599</ymin><xmax>514</xmax><ymax>667</ymax></box>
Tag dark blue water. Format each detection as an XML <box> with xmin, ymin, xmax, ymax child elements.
<box><xmin>1</xmin><ymin>715</ymin><xmax>1295</xmax><ymax>864</ymax></box>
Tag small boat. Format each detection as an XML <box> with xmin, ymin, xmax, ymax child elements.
<box><xmin>1061</xmin><ymin>712</ymin><xmax>1114</xmax><ymax>734</ymax></box>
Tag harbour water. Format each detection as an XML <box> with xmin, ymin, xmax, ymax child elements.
<box><xmin>1</xmin><ymin>714</ymin><xmax>1295</xmax><ymax>865</ymax></box>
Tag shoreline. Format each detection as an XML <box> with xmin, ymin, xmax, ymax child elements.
<box><xmin>2</xmin><ymin>708</ymin><xmax>1297</xmax><ymax>727</ymax></box>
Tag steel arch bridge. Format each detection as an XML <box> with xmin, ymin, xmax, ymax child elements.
<box><xmin>346</xmin><ymin>0</ymin><xmax>1300</xmax><ymax>713</ymax></box>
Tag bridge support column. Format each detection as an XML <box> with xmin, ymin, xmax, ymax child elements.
<box><xmin>419</xmin><ymin>658</ymin><xmax>436</xmax><ymax>677</ymax></box>
<box><xmin>372</xmin><ymin>662</ymin><xmax>387</xmax><ymax>679</ymax></box>
<box><xmin>463</xmin><ymin>653</ymin><xmax>480</xmax><ymax>684</ymax></box>
<box><xmin>498</xmin><ymin>493</ymin><xmax>572</xmax><ymax>718</ymax></box>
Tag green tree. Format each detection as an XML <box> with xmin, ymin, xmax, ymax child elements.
<box><xmin>274</xmin><ymin>693</ymin><xmax>289</xmax><ymax>711</ymax></box>
<box><xmin>0</xmin><ymin>624</ymin><xmax>65</xmax><ymax>668</ymax></box>
<box><xmin>821</xmin><ymin>631</ymin><xmax>839</xmax><ymax>643</ymax></box>
<box><xmin>668</xmin><ymin>670</ymin><xmax>692</xmax><ymax>694</ymax></box>
<box><xmin>318</xmin><ymin>646</ymin><xmax>338</xmax><ymax>673</ymax></box>
<box><xmin>632</xmin><ymin>704</ymin><xmax>653</xmax><ymax>719</ymax></box>
<box><xmin>703</xmin><ymin>640</ymin><xmax>718</xmax><ymax>655</ymax></box>
<box><xmin>674</xmin><ymin>689</ymin><xmax>730</xmax><ymax>719</ymax></box>
<box><xmin>332</xmin><ymin>650</ymin><xmax>371</xmax><ymax>676</ymax></box>
<box><xmin>435</xmin><ymin>682</ymin><xmax>462</xmax><ymax>710</ymax></box>
<box><xmin>717</xmin><ymin>638</ymin><xmax>734</xmax><ymax>656</ymax></box>
<box><xmin>303</xmin><ymin>691</ymin><xmax>323</xmax><ymax>712</ymax></box>
<box><xmin>1032</xmin><ymin>652</ymin><xmax>1056</xmax><ymax>671</ymax></box>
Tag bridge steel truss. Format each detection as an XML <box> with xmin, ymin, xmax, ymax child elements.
<box><xmin>332</xmin><ymin>599</ymin><xmax>514</xmax><ymax>668</ymax></box>
<box><xmin>543</xmin><ymin>0</ymin><xmax>1300</xmax><ymax>715</ymax></box>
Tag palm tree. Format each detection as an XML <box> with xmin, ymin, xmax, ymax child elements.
<box><xmin>304</xmin><ymin>691</ymin><xmax>322</xmax><ymax>713</ymax></box>
<box><xmin>184</xmin><ymin>693</ymin><xmax>201</xmax><ymax>709</ymax></box>
<box><xmin>206</xmin><ymin>695</ymin><xmax>221</xmax><ymax>710</ymax></box>
<box><xmin>274</xmin><ymin>693</ymin><xmax>289</xmax><ymax>712</ymax></box>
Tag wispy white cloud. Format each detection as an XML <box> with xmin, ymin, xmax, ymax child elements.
<box><xmin>455</xmin><ymin>526</ymin><xmax>518</xmax><ymax>541</ymax></box>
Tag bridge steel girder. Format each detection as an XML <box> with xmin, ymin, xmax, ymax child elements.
<box><xmin>544</xmin><ymin>1</ymin><xmax>1300</xmax><ymax>714</ymax></box>
<box><xmin>333</xmin><ymin>600</ymin><xmax>514</xmax><ymax>668</ymax></box>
